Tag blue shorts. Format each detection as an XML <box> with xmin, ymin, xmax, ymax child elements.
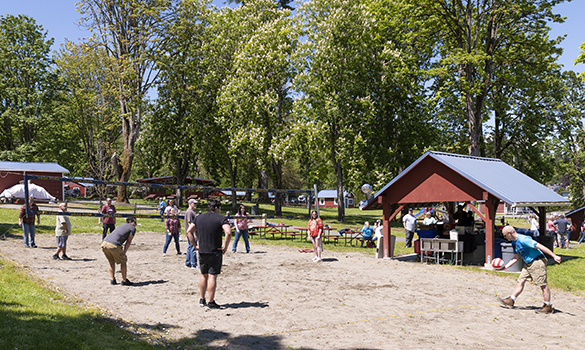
<box><xmin>199</xmin><ymin>252</ymin><xmax>223</xmax><ymax>275</ymax></box>
<box><xmin>56</xmin><ymin>236</ymin><xmax>68</xmax><ymax>248</ymax></box>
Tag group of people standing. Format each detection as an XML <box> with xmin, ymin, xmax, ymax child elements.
<box><xmin>18</xmin><ymin>197</ymin><xmax>73</xmax><ymax>261</ymax></box>
<box><xmin>102</xmin><ymin>197</ymin><xmax>233</xmax><ymax>308</ymax></box>
<box><xmin>546</xmin><ymin>214</ymin><xmax>573</xmax><ymax>249</ymax></box>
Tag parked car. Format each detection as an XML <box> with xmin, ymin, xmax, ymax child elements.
<box><xmin>65</xmin><ymin>188</ymin><xmax>81</xmax><ymax>197</ymax></box>
<box><xmin>298</xmin><ymin>195</ymin><xmax>307</xmax><ymax>203</ymax></box>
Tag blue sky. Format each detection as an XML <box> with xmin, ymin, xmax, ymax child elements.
<box><xmin>1</xmin><ymin>0</ymin><xmax>584</xmax><ymax>74</ymax></box>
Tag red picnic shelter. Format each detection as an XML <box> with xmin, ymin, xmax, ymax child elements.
<box><xmin>362</xmin><ymin>151</ymin><xmax>570</xmax><ymax>266</ymax></box>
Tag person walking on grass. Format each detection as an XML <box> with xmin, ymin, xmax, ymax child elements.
<box><xmin>158</xmin><ymin>197</ymin><xmax>166</xmax><ymax>222</ymax></box>
<box><xmin>99</xmin><ymin>197</ymin><xmax>116</xmax><ymax>240</ymax></box>
<box><xmin>101</xmin><ymin>216</ymin><xmax>137</xmax><ymax>286</ymax></box>
<box><xmin>53</xmin><ymin>202</ymin><xmax>72</xmax><ymax>260</ymax></box>
<box><xmin>186</xmin><ymin>199</ymin><xmax>231</xmax><ymax>310</ymax></box>
<box><xmin>19</xmin><ymin>196</ymin><xmax>40</xmax><ymax>248</ymax></box>
<box><xmin>497</xmin><ymin>226</ymin><xmax>561</xmax><ymax>314</ymax></box>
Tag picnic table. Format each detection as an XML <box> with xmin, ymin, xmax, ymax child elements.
<box><xmin>254</xmin><ymin>224</ymin><xmax>292</xmax><ymax>239</ymax></box>
<box><xmin>294</xmin><ymin>227</ymin><xmax>339</xmax><ymax>243</ymax></box>
<box><xmin>336</xmin><ymin>229</ymin><xmax>363</xmax><ymax>246</ymax></box>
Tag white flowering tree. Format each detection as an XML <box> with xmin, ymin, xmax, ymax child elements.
<box><xmin>294</xmin><ymin>0</ymin><xmax>382</xmax><ymax>222</ymax></box>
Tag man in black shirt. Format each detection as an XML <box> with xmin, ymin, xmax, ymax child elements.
<box><xmin>187</xmin><ymin>199</ymin><xmax>231</xmax><ymax>309</ymax></box>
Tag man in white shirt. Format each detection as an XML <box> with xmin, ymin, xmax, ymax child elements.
<box><xmin>403</xmin><ymin>208</ymin><xmax>417</xmax><ymax>248</ymax></box>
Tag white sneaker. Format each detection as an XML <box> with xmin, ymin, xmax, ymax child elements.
<box><xmin>162</xmin><ymin>253</ymin><xmax>166</xmax><ymax>257</ymax></box>
<box><xmin>316</xmin><ymin>257</ymin><xmax>322</xmax><ymax>263</ymax></box>
<box><xmin>312</xmin><ymin>256</ymin><xmax>318</xmax><ymax>262</ymax></box>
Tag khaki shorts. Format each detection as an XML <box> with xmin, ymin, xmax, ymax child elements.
<box><xmin>518</xmin><ymin>257</ymin><xmax>548</xmax><ymax>287</ymax></box>
<box><xmin>101</xmin><ymin>241</ymin><xmax>126</xmax><ymax>264</ymax></box>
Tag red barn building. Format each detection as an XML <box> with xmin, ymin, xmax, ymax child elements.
<box><xmin>0</xmin><ymin>161</ymin><xmax>69</xmax><ymax>202</ymax></box>
<box><xmin>317</xmin><ymin>190</ymin><xmax>355</xmax><ymax>208</ymax></box>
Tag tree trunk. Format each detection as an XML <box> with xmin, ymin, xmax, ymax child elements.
<box><xmin>228</xmin><ymin>156</ymin><xmax>237</xmax><ymax>213</ymax></box>
<box><xmin>258</xmin><ymin>169</ymin><xmax>269</xmax><ymax>203</ymax></box>
<box><xmin>116</xmin><ymin>101</ymin><xmax>140</xmax><ymax>203</ymax></box>
<box><xmin>272</xmin><ymin>159</ymin><xmax>283</xmax><ymax>216</ymax></box>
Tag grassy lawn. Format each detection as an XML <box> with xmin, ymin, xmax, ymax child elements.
<box><xmin>0</xmin><ymin>258</ymin><xmax>171</xmax><ymax>349</ymax></box>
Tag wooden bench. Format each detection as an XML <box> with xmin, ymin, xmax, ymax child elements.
<box><xmin>355</xmin><ymin>237</ymin><xmax>375</xmax><ymax>248</ymax></box>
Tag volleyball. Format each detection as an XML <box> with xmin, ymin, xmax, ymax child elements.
<box><xmin>491</xmin><ymin>257</ymin><xmax>504</xmax><ymax>270</ymax></box>
<box><xmin>361</xmin><ymin>184</ymin><xmax>371</xmax><ymax>195</ymax></box>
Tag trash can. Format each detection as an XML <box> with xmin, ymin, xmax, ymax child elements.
<box><xmin>376</xmin><ymin>235</ymin><xmax>396</xmax><ymax>258</ymax></box>
<box><xmin>501</xmin><ymin>242</ymin><xmax>522</xmax><ymax>272</ymax></box>
<box><xmin>536</xmin><ymin>235</ymin><xmax>554</xmax><ymax>253</ymax></box>
<box><xmin>494</xmin><ymin>238</ymin><xmax>506</xmax><ymax>259</ymax></box>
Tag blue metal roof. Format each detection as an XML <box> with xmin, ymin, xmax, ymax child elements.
<box><xmin>0</xmin><ymin>161</ymin><xmax>69</xmax><ymax>173</ymax></box>
<box><xmin>318</xmin><ymin>190</ymin><xmax>351</xmax><ymax>198</ymax></box>
<box><xmin>364</xmin><ymin>151</ymin><xmax>569</xmax><ymax>209</ymax></box>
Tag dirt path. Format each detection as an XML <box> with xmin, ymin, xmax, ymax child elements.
<box><xmin>2</xmin><ymin>230</ymin><xmax>584</xmax><ymax>349</ymax></box>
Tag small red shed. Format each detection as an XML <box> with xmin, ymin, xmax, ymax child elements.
<box><xmin>317</xmin><ymin>190</ymin><xmax>355</xmax><ymax>208</ymax></box>
<box><xmin>0</xmin><ymin>161</ymin><xmax>69</xmax><ymax>201</ymax></box>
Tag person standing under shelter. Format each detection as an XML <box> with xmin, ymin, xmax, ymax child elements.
<box><xmin>101</xmin><ymin>216</ymin><xmax>137</xmax><ymax>285</ymax></box>
<box><xmin>497</xmin><ymin>226</ymin><xmax>561</xmax><ymax>314</ymax></box>
<box><xmin>99</xmin><ymin>197</ymin><xmax>117</xmax><ymax>240</ymax></box>
<box><xmin>53</xmin><ymin>202</ymin><xmax>72</xmax><ymax>260</ymax></box>
<box><xmin>187</xmin><ymin>199</ymin><xmax>231</xmax><ymax>309</ymax></box>
<box><xmin>423</xmin><ymin>212</ymin><xmax>436</xmax><ymax>225</ymax></box>
<box><xmin>19</xmin><ymin>196</ymin><xmax>40</xmax><ymax>248</ymax></box>
<box><xmin>403</xmin><ymin>208</ymin><xmax>417</xmax><ymax>248</ymax></box>
<box><xmin>184</xmin><ymin>199</ymin><xmax>198</xmax><ymax>269</ymax></box>
<box><xmin>554</xmin><ymin>214</ymin><xmax>571</xmax><ymax>249</ymax></box>
<box><xmin>232</xmin><ymin>205</ymin><xmax>251</xmax><ymax>253</ymax></box>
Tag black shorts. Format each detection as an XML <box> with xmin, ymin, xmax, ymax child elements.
<box><xmin>199</xmin><ymin>252</ymin><xmax>223</xmax><ymax>275</ymax></box>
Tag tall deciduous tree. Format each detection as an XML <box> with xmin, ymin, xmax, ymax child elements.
<box><xmin>0</xmin><ymin>15</ymin><xmax>57</xmax><ymax>161</ymax></box>
<box><xmin>419</xmin><ymin>0</ymin><xmax>567</xmax><ymax>156</ymax></box>
<box><xmin>218</xmin><ymin>0</ymin><xmax>297</xmax><ymax>214</ymax></box>
<box><xmin>295</xmin><ymin>0</ymin><xmax>382</xmax><ymax>222</ymax></box>
<box><xmin>145</xmin><ymin>0</ymin><xmax>211</xmax><ymax>206</ymax></box>
<box><xmin>78</xmin><ymin>0</ymin><xmax>175</xmax><ymax>202</ymax></box>
<box><xmin>52</xmin><ymin>41</ymin><xmax>121</xmax><ymax>188</ymax></box>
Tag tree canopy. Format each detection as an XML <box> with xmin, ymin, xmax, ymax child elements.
<box><xmin>2</xmin><ymin>0</ymin><xmax>584</xmax><ymax>214</ymax></box>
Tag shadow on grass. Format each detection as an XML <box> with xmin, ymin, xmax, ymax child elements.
<box><xmin>0</xmin><ymin>308</ymin><xmax>159</xmax><ymax>349</ymax></box>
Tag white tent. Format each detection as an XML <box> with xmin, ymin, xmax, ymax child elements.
<box><xmin>0</xmin><ymin>182</ymin><xmax>57</xmax><ymax>202</ymax></box>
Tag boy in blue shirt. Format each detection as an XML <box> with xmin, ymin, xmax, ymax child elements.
<box><xmin>497</xmin><ymin>226</ymin><xmax>561</xmax><ymax>314</ymax></box>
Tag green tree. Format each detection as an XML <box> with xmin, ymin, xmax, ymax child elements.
<box><xmin>0</xmin><ymin>15</ymin><xmax>57</xmax><ymax>161</ymax></box>
<box><xmin>549</xmin><ymin>71</ymin><xmax>585</xmax><ymax>207</ymax></box>
<box><xmin>78</xmin><ymin>0</ymin><xmax>176</xmax><ymax>202</ymax></box>
<box><xmin>217</xmin><ymin>0</ymin><xmax>297</xmax><ymax>214</ymax></box>
<box><xmin>295</xmin><ymin>0</ymin><xmax>383</xmax><ymax>222</ymax></box>
<box><xmin>144</xmin><ymin>0</ymin><xmax>212</xmax><ymax>205</ymax></box>
<box><xmin>52</xmin><ymin>41</ymin><xmax>121</xmax><ymax>187</ymax></box>
<box><xmin>419</xmin><ymin>0</ymin><xmax>567</xmax><ymax>156</ymax></box>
